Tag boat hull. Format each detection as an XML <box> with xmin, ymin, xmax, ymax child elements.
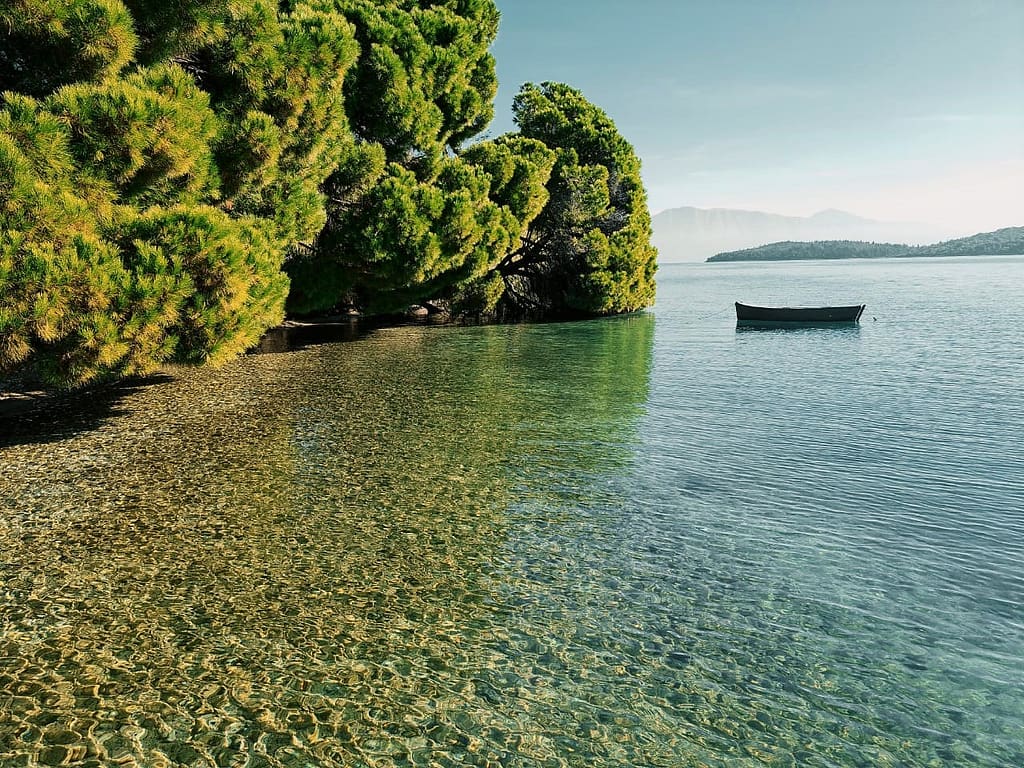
<box><xmin>735</xmin><ymin>302</ymin><xmax>865</xmax><ymax>326</ymax></box>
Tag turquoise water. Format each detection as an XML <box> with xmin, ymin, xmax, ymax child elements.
<box><xmin>0</xmin><ymin>256</ymin><xmax>1022</xmax><ymax>767</ymax></box>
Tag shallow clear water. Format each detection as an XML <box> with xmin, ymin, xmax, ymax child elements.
<box><xmin>1</xmin><ymin>256</ymin><xmax>1022</xmax><ymax>767</ymax></box>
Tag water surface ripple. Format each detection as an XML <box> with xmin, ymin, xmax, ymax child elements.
<box><xmin>1</xmin><ymin>256</ymin><xmax>1022</xmax><ymax>767</ymax></box>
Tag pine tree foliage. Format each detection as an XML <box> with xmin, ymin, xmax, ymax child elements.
<box><xmin>285</xmin><ymin>0</ymin><xmax>510</xmax><ymax>315</ymax></box>
<box><xmin>112</xmin><ymin>206</ymin><xmax>289</xmax><ymax>364</ymax></box>
<box><xmin>0</xmin><ymin>0</ymin><xmax>306</xmax><ymax>386</ymax></box>
<box><xmin>0</xmin><ymin>92</ymin><xmax>288</xmax><ymax>385</ymax></box>
<box><xmin>49</xmin><ymin>65</ymin><xmax>221</xmax><ymax>206</ymax></box>
<box><xmin>295</xmin><ymin>159</ymin><xmax>521</xmax><ymax>314</ymax></box>
<box><xmin>1</xmin><ymin>1</ymin><xmax>658</xmax><ymax>389</ymax></box>
<box><xmin>461</xmin><ymin>136</ymin><xmax>556</xmax><ymax>234</ymax></box>
<box><xmin>0</xmin><ymin>97</ymin><xmax>127</xmax><ymax>385</ymax></box>
<box><xmin>0</xmin><ymin>0</ymin><xmax>138</xmax><ymax>97</ymax></box>
<box><xmin>174</xmin><ymin>0</ymin><xmax>363</xmax><ymax>245</ymax></box>
<box><xmin>498</xmin><ymin>82</ymin><xmax>658</xmax><ymax>316</ymax></box>
<box><xmin>337</xmin><ymin>0</ymin><xmax>498</xmax><ymax>164</ymax></box>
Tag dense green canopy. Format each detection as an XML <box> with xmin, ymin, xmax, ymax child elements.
<box><xmin>0</xmin><ymin>0</ymin><xmax>657</xmax><ymax>389</ymax></box>
<box><xmin>497</xmin><ymin>82</ymin><xmax>658</xmax><ymax>316</ymax></box>
<box><xmin>289</xmin><ymin>135</ymin><xmax>557</xmax><ymax>315</ymax></box>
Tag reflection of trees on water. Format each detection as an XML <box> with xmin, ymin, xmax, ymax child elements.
<box><xmin>0</xmin><ymin>315</ymin><xmax>655</xmax><ymax>767</ymax></box>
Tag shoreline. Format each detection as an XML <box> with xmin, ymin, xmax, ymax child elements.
<box><xmin>1</xmin><ymin>305</ymin><xmax>637</xmax><ymax>419</ymax></box>
<box><xmin>0</xmin><ymin>308</ymin><xmax>454</xmax><ymax>419</ymax></box>
<box><xmin>0</xmin><ymin>316</ymin><xmax>357</xmax><ymax>420</ymax></box>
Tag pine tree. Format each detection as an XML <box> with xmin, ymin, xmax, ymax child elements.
<box><xmin>1</xmin><ymin>2</ymin><xmax>658</xmax><ymax>389</ymax></box>
<box><xmin>497</xmin><ymin>82</ymin><xmax>658</xmax><ymax>316</ymax></box>
<box><xmin>0</xmin><ymin>0</ymin><xmax>306</xmax><ymax>386</ymax></box>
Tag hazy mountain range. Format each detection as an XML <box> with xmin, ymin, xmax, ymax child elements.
<box><xmin>652</xmin><ymin>206</ymin><xmax>960</xmax><ymax>262</ymax></box>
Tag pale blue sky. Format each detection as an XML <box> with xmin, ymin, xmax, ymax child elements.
<box><xmin>489</xmin><ymin>0</ymin><xmax>1024</xmax><ymax>234</ymax></box>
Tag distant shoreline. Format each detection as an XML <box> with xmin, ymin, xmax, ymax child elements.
<box><xmin>704</xmin><ymin>226</ymin><xmax>1024</xmax><ymax>263</ymax></box>
<box><xmin>656</xmin><ymin>252</ymin><xmax>1024</xmax><ymax>265</ymax></box>
<box><xmin>704</xmin><ymin>251</ymin><xmax>1024</xmax><ymax>264</ymax></box>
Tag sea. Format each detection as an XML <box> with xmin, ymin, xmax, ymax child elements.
<box><xmin>0</xmin><ymin>256</ymin><xmax>1021</xmax><ymax>767</ymax></box>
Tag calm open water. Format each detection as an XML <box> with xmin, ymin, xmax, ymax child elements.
<box><xmin>1</xmin><ymin>257</ymin><xmax>1022</xmax><ymax>767</ymax></box>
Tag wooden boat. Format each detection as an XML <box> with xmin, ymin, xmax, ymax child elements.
<box><xmin>735</xmin><ymin>302</ymin><xmax>865</xmax><ymax>326</ymax></box>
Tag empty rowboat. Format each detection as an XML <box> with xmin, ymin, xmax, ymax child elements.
<box><xmin>735</xmin><ymin>302</ymin><xmax>865</xmax><ymax>326</ymax></box>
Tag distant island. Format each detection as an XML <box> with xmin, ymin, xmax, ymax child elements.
<box><xmin>651</xmin><ymin>206</ymin><xmax>956</xmax><ymax>261</ymax></box>
<box><xmin>906</xmin><ymin>226</ymin><xmax>1024</xmax><ymax>257</ymax></box>
<box><xmin>706</xmin><ymin>226</ymin><xmax>1024</xmax><ymax>262</ymax></box>
<box><xmin>707</xmin><ymin>241</ymin><xmax>907</xmax><ymax>262</ymax></box>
